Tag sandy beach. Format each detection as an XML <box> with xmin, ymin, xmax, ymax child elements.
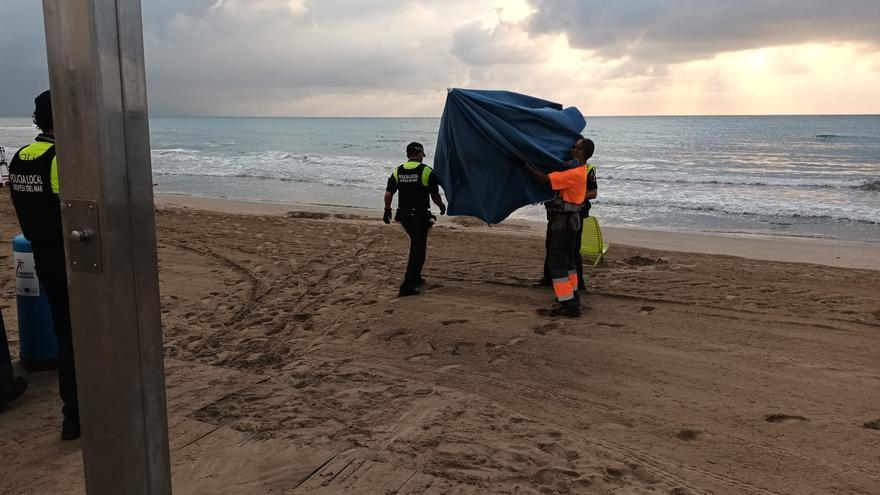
<box><xmin>2</xmin><ymin>193</ymin><xmax>880</xmax><ymax>494</ymax></box>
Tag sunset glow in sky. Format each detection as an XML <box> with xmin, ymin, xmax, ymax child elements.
<box><xmin>1</xmin><ymin>0</ymin><xmax>879</xmax><ymax>116</ymax></box>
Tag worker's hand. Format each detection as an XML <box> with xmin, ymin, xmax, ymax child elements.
<box><xmin>383</xmin><ymin>208</ymin><xmax>392</xmax><ymax>224</ymax></box>
<box><xmin>439</xmin><ymin>203</ymin><xmax>447</xmax><ymax>215</ymax></box>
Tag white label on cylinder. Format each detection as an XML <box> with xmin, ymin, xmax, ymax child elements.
<box><xmin>14</xmin><ymin>252</ymin><xmax>40</xmax><ymax>297</ymax></box>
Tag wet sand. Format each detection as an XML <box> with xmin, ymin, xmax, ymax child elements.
<box><xmin>2</xmin><ymin>193</ymin><xmax>880</xmax><ymax>494</ymax></box>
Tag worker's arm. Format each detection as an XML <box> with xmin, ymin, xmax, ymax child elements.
<box><xmin>522</xmin><ymin>162</ymin><xmax>551</xmax><ymax>185</ymax></box>
<box><xmin>586</xmin><ymin>168</ymin><xmax>597</xmax><ymax>200</ymax></box>
<box><xmin>430</xmin><ymin>191</ymin><xmax>446</xmax><ymax>215</ymax></box>
<box><xmin>586</xmin><ymin>188</ymin><xmax>597</xmax><ymax>200</ymax></box>
<box><xmin>383</xmin><ymin>191</ymin><xmax>394</xmax><ymax>224</ymax></box>
<box><xmin>383</xmin><ymin>169</ymin><xmax>397</xmax><ymax>225</ymax></box>
<box><xmin>427</xmin><ymin>172</ymin><xmax>446</xmax><ymax>215</ymax></box>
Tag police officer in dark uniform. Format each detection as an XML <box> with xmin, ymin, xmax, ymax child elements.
<box><xmin>383</xmin><ymin>142</ymin><xmax>446</xmax><ymax>297</ymax></box>
<box><xmin>536</xmin><ymin>137</ymin><xmax>597</xmax><ymax>291</ymax></box>
<box><xmin>8</xmin><ymin>90</ymin><xmax>80</xmax><ymax>439</ymax></box>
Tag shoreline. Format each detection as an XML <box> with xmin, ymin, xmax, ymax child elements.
<box><xmin>155</xmin><ymin>193</ymin><xmax>880</xmax><ymax>271</ymax></box>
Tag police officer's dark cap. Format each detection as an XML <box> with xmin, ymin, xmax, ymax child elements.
<box><xmin>406</xmin><ymin>142</ymin><xmax>425</xmax><ymax>155</ymax></box>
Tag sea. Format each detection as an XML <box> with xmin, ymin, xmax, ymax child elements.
<box><xmin>2</xmin><ymin>115</ymin><xmax>879</xmax><ymax>242</ymax></box>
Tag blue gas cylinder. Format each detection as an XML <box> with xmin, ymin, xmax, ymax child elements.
<box><xmin>12</xmin><ymin>234</ymin><xmax>58</xmax><ymax>371</ymax></box>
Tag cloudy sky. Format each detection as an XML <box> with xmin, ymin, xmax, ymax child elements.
<box><xmin>2</xmin><ymin>0</ymin><xmax>880</xmax><ymax>116</ymax></box>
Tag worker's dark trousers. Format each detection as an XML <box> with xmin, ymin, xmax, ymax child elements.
<box><xmin>543</xmin><ymin>219</ymin><xmax>585</xmax><ymax>290</ymax></box>
<box><xmin>398</xmin><ymin>212</ymin><xmax>431</xmax><ymax>291</ymax></box>
<box><xmin>32</xmin><ymin>244</ymin><xmax>78</xmax><ymax>421</ymax></box>
<box><xmin>547</xmin><ymin>224</ymin><xmax>579</xmax><ymax>303</ymax></box>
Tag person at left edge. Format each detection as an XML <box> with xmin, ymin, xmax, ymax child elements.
<box><xmin>1</xmin><ymin>308</ymin><xmax>28</xmax><ymax>410</ymax></box>
<box><xmin>8</xmin><ymin>90</ymin><xmax>80</xmax><ymax>440</ymax></box>
<box><xmin>383</xmin><ymin>142</ymin><xmax>446</xmax><ymax>297</ymax></box>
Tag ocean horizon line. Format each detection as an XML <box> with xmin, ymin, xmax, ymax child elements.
<box><xmin>3</xmin><ymin>113</ymin><xmax>880</xmax><ymax>120</ymax></box>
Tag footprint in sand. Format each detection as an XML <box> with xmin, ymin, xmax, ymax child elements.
<box><xmin>438</xmin><ymin>364</ymin><xmax>462</xmax><ymax>372</ymax></box>
<box><xmin>595</xmin><ymin>422</ymin><xmax>634</xmax><ymax>431</ymax></box>
<box><xmin>406</xmin><ymin>353</ymin><xmax>432</xmax><ymax>362</ymax></box>
<box><xmin>489</xmin><ymin>354</ymin><xmax>509</xmax><ymax>365</ymax></box>
<box><xmin>507</xmin><ymin>337</ymin><xmax>524</xmax><ymax>346</ymax></box>
<box><xmin>533</xmin><ymin>322</ymin><xmax>560</xmax><ymax>335</ymax></box>
<box><xmin>639</xmin><ymin>306</ymin><xmax>655</xmax><ymax>314</ymax></box>
<box><xmin>765</xmin><ymin>414</ymin><xmax>809</xmax><ymax>424</ymax></box>
<box><xmin>441</xmin><ymin>319</ymin><xmax>469</xmax><ymax>326</ymax></box>
<box><xmin>450</xmin><ymin>342</ymin><xmax>476</xmax><ymax>356</ymax></box>
<box><xmin>532</xmin><ymin>467</ymin><xmax>583</xmax><ymax>485</ymax></box>
<box><xmin>862</xmin><ymin>419</ymin><xmax>880</xmax><ymax>430</ymax></box>
<box><xmin>603</xmin><ymin>464</ymin><xmax>627</xmax><ymax>478</ymax></box>
<box><xmin>356</xmin><ymin>330</ymin><xmax>371</xmax><ymax>342</ymax></box>
<box><xmin>675</xmin><ymin>429</ymin><xmax>701</xmax><ymax>441</ymax></box>
<box><xmin>598</xmin><ymin>322</ymin><xmax>626</xmax><ymax>328</ymax></box>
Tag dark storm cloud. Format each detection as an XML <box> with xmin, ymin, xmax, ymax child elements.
<box><xmin>0</xmin><ymin>0</ymin><xmax>222</xmax><ymax>116</ymax></box>
<box><xmin>0</xmin><ymin>0</ymin><xmax>462</xmax><ymax>116</ymax></box>
<box><xmin>138</xmin><ymin>0</ymin><xmax>466</xmax><ymax>114</ymax></box>
<box><xmin>451</xmin><ymin>20</ymin><xmax>544</xmax><ymax>66</ymax></box>
<box><xmin>527</xmin><ymin>0</ymin><xmax>880</xmax><ymax>63</ymax></box>
<box><xmin>0</xmin><ymin>1</ymin><xmax>49</xmax><ymax>116</ymax></box>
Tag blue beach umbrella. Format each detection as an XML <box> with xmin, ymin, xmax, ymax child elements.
<box><xmin>433</xmin><ymin>88</ymin><xmax>586</xmax><ymax>224</ymax></box>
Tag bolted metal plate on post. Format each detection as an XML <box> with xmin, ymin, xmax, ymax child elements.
<box><xmin>65</xmin><ymin>199</ymin><xmax>103</xmax><ymax>273</ymax></box>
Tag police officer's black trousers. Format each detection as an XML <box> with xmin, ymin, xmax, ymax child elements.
<box><xmin>32</xmin><ymin>244</ymin><xmax>78</xmax><ymax>421</ymax></box>
<box><xmin>399</xmin><ymin>215</ymin><xmax>431</xmax><ymax>291</ymax></box>
<box><xmin>543</xmin><ymin>220</ymin><xmax>585</xmax><ymax>290</ymax></box>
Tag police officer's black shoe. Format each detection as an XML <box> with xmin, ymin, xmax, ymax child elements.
<box><xmin>398</xmin><ymin>286</ymin><xmax>421</xmax><ymax>297</ymax></box>
<box><xmin>417</xmin><ymin>276</ymin><xmax>426</xmax><ymax>286</ymax></box>
<box><xmin>61</xmin><ymin>417</ymin><xmax>81</xmax><ymax>440</ymax></box>
<box><xmin>0</xmin><ymin>376</ymin><xmax>27</xmax><ymax>411</ymax></box>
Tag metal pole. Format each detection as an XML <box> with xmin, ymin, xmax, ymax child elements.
<box><xmin>40</xmin><ymin>1</ymin><xmax>172</xmax><ymax>493</ymax></box>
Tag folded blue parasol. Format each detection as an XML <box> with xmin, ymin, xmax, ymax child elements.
<box><xmin>433</xmin><ymin>88</ymin><xmax>586</xmax><ymax>224</ymax></box>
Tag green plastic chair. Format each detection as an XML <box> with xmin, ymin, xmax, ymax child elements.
<box><xmin>580</xmin><ymin>216</ymin><xmax>609</xmax><ymax>266</ymax></box>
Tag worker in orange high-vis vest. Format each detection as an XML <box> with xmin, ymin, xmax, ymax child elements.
<box><xmin>521</xmin><ymin>149</ymin><xmax>589</xmax><ymax>317</ymax></box>
<box><xmin>537</xmin><ymin>137</ymin><xmax>597</xmax><ymax>291</ymax></box>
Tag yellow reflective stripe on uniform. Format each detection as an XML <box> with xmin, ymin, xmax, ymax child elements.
<box><xmin>17</xmin><ymin>141</ymin><xmax>54</xmax><ymax>161</ymax></box>
<box><xmin>393</xmin><ymin>161</ymin><xmax>429</xmax><ymax>185</ymax></box>
<box><xmin>17</xmin><ymin>141</ymin><xmax>59</xmax><ymax>194</ymax></box>
<box><xmin>587</xmin><ymin>164</ymin><xmax>595</xmax><ymax>175</ymax></box>
<box><xmin>51</xmin><ymin>157</ymin><xmax>59</xmax><ymax>194</ymax></box>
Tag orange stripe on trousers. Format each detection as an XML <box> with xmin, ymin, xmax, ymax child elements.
<box><xmin>553</xmin><ymin>279</ymin><xmax>574</xmax><ymax>301</ymax></box>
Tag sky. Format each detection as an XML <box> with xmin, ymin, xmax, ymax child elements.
<box><xmin>1</xmin><ymin>0</ymin><xmax>880</xmax><ymax>117</ymax></box>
